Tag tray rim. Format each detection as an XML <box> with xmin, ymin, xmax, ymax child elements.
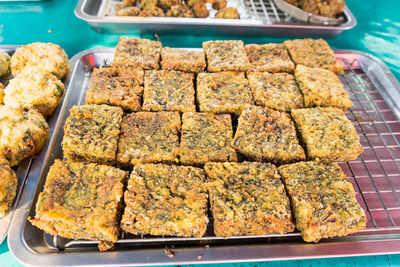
<box><xmin>8</xmin><ymin>47</ymin><xmax>400</xmax><ymax>267</ymax></box>
<box><xmin>74</xmin><ymin>0</ymin><xmax>357</xmax><ymax>30</ymax></box>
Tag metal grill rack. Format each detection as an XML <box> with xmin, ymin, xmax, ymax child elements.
<box><xmin>9</xmin><ymin>49</ymin><xmax>400</xmax><ymax>266</ymax></box>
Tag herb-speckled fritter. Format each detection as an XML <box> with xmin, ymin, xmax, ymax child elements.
<box><xmin>161</xmin><ymin>47</ymin><xmax>206</xmax><ymax>73</ymax></box>
<box><xmin>0</xmin><ymin>106</ymin><xmax>49</xmax><ymax>166</ymax></box>
<box><xmin>85</xmin><ymin>66</ymin><xmax>144</xmax><ymax>112</ymax></box>
<box><xmin>205</xmin><ymin>162</ymin><xmax>295</xmax><ymax>236</ymax></box>
<box><xmin>121</xmin><ymin>163</ymin><xmax>208</xmax><ymax>237</ymax></box>
<box><xmin>245</xmin><ymin>43</ymin><xmax>295</xmax><ymax>73</ymax></box>
<box><xmin>295</xmin><ymin>64</ymin><xmax>351</xmax><ymax>109</ymax></box>
<box><xmin>180</xmin><ymin>112</ymin><xmax>237</xmax><ymax>166</ymax></box>
<box><xmin>0</xmin><ymin>51</ymin><xmax>11</xmax><ymax>78</ymax></box>
<box><xmin>232</xmin><ymin>105</ymin><xmax>305</xmax><ymax>164</ymax></box>
<box><xmin>215</xmin><ymin>7</ymin><xmax>240</xmax><ymax>19</ymax></box>
<box><xmin>4</xmin><ymin>70</ymin><xmax>65</xmax><ymax>116</ymax></box>
<box><xmin>11</xmin><ymin>42</ymin><xmax>70</xmax><ymax>79</ymax></box>
<box><xmin>248</xmin><ymin>72</ymin><xmax>304</xmax><ymax>112</ymax></box>
<box><xmin>62</xmin><ymin>105</ymin><xmax>123</xmax><ymax>165</ymax></box>
<box><xmin>113</xmin><ymin>37</ymin><xmax>162</xmax><ymax>70</ymax></box>
<box><xmin>284</xmin><ymin>39</ymin><xmax>342</xmax><ymax>74</ymax></box>
<box><xmin>0</xmin><ymin>157</ymin><xmax>18</xmax><ymax>218</ymax></box>
<box><xmin>291</xmin><ymin>107</ymin><xmax>363</xmax><ymax>161</ymax></box>
<box><xmin>142</xmin><ymin>70</ymin><xmax>195</xmax><ymax>112</ymax></box>
<box><xmin>203</xmin><ymin>40</ymin><xmax>250</xmax><ymax>72</ymax></box>
<box><xmin>196</xmin><ymin>71</ymin><xmax>254</xmax><ymax>115</ymax></box>
<box><xmin>117</xmin><ymin>111</ymin><xmax>180</xmax><ymax>166</ymax></box>
<box><xmin>30</xmin><ymin>160</ymin><xmax>127</xmax><ymax>251</ymax></box>
<box><xmin>278</xmin><ymin>160</ymin><xmax>366</xmax><ymax>242</ymax></box>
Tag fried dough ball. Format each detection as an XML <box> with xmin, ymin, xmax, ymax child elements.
<box><xmin>140</xmin><ymin>0</ymin><xmax>158</xmax><ymax>11</ymax></box>
<box><xmin>194</xmin><ymin>1</ymin><xmax>208</xmax><ymax>17</ymax></box>
<box><xmin>166</xmin><ymin>4</ymin><xmax>194</xmax><ymax>17</ymax></box>
<box><xmin>158</xmin><ymin>0</ymin><xmax>182</xmax><ymax>9</ymax></box>
<box><xmin>0</xmin><ymin>51</ymin><xmax>11</xmax><ymax>78</ymax></box>
<box><xmin>212</xmin><ymin>0</ymin><xmax>226</xmax><ymax>10</ymax></box>
<box><xmin>215</xmin><ymin>7</ymin><xmax>240</xmax><ymax>19</ymax></box>
<box><xmin>115</xmin><ymin>0</ymin><xmax>137</xmax><ymax>11</ymax></box>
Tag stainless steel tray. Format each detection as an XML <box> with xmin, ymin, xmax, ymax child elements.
<box><xmin>74</xmin><ymin>0</ymin><xmax>356</xmax><ymax>37</ymax></box>
<box><xmin>9</xmin><ymin>47</ymin><xmax>400</xmax><ymax>266</ymax></box>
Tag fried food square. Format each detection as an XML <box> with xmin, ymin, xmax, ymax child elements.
<box><xmin>161</xmin><ymin>47</ymin><xmax>206</xmax><ymax>73</ymax></box>
<box><xmin>120</xmin><ymin>164</ymin><xmax>208</xmax><ymax>237</ymax></box>
<box><xmin>245</xmin><ymin>43</ymin><xmax>295</xmax><ymax>73</ymax></box>
<box><xmin>113</xmin><ymin>37</ymin><xmax>162</xmax><ymax>70</ymax></box>
<box><xmin>0</xmin><ymin>106</ymin><xmax>49</xmax><ymax>166</ymax></box>
<box><xmin>248</xmin><ymin>72</ymin><xmax>304</xmax><ymax>112</ymax></box>
<box><xmin>232</xmin><ymin>105</ymin><xmax>305</xmax><ymax>164</ymax></box>
<box><xmin>291</xmin><ymin>107</ymin><xmax>363</xmax><ymax>161</ymax></box>
<box><xmin>284</xmin><ymin>38</ymin><xmax>342</xmax><ymax>74</ymax></box>
<box><xmin>117</xmin><ymin>111</ymin><xmax>180</xmax><ymax>166</ymax></box>
<box><xmin>86</xmin><ymin>66</ymin><xmax>144</xmax><ymax>112</ymax></box>
<box><xmin>0</xmin><ymin>157</ymin><xmax>18</xmax><ymax>218</ymax></box>
<box><xmin>203</xmin><ymin>40</ymin><xmax>250</xmax><ymax>72</ymax></box>
<box><xmin>196</xmin><ymin>71</ymin><xmax>254</xmax><ymax>115</ymax></box>
<box><xmin>278</xmin><ymin>160</ymin><xmax>366</xmax><ymax>242</ymax></box>
<box><xmin>62</xmin><ymin>105</ymin><xmax>123</xmax><ymax>165</ymax></box>
<box><xmin>30</xmin><ymin>160</ymin><xmax>127</xmax><ymax>251</ymax></box>
<box><xmin>180</xmin><ymin>112</ymin><xmax>237</xmax><ymax>166</ymax></box>
<box><xmin>205</xmin><ymin>162</ymin><xmax>295</xmax><ymax>236</ymax></box>
<box><xmin>142</xmin><ymin>70</ymin><xmax>195</xmax><ymax>112</ymax></box>
<box><xmin>295</xmin><ymin>64</ymin><xmax>351</xmax><ymax>109</ymax></box>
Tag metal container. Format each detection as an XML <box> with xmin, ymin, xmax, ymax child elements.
<box><xmin>8</xmin><ymin>47</ymin><xmax>400</xmax><ymax>266</ymax></box>
<box><xmin>74</xmin><ymin>0</ymin><xmax>356</xmax><ymax>37</ymax></box>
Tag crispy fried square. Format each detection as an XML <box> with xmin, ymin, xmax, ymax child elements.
<box><xmin>86</xmin><ymin>66</ymin><xmax>144</xmax><ymax>112</ymax></box>
<box><xmin>30</xmin><ymin>160</ymin><xmax>127</xmax><ymax>251</ymax></box>
<box><xmin>62</xmin><ymin>105</ymin><xmax>123</xmax><ymax>165</ymax></box>
<box><xmin>205</xmin><ymin>161</ymin><xmax>295</xmax><ymax>236</ymax></box>
<box><xmin>116</xmin><ymin>111</ymin><xmax>181</xmax><ymax>166</ymax></box>
<box><xmin>248</xmin><ymin>72</ymin><xmax>304</xmax><ymax>112</ymax></box>
<box><xmin>142</xmin><ymin>70</ymin><xmax>195</xmax><ymax>112</ymax></box>
<box><xmin>245</xmin><ymin>43</ymin><xmax>295</xmax><ymax>73</ymax></box>
<box><xmin>203</xmin><ymin>40</ymin><xmax>250</xmax><ymax>72</ymax></box>
<box><xmin>291</xmin><ymin>107</ymin><xmax>363</xmax><ymax>161</ymax></box>
<box><xmin>232</xmin><ymin>105</ymin><xmax>305</xmax><ymax>164</ymax></box>
<box><xmin>120</xmin><ymin>163</ymin><xmax>208</xmax><ymax>237</ymax></box>
<box><xmin>180</xmin><ymin>112</ymin><xmax>237</xmax><ymax>165</ymax></box>
<box><xmin>284</xmin><ymin>38</ymin><xmax>342</xmax><ymax>74</ymax></box>
<box><xmin>196</xmin><ymin>71</ymin><xmax>254</xmax><ymax>115</ymax></box>
<box><xmin>295</xmin><ymin>64</ymin><xmax>351</xmax><ymax>109</ymax></box>
<box><xmin>113</xmin><ymin>37</ymin><xmax>162</xmax><ymax>70</ymax></box>
<box><xmin>161</xmin><ymin>47</ymin><xmax>206</xmax><ymax>73</ymax></box>
<box><xmin>278</xmin><ymin>160</ymin><xmax>366</xmax><ymax>242</ymax></box>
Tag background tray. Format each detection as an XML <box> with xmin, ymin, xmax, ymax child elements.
<box><xmin>75</xmin><ymin>0</ymin><xmax>356</xmax><ymax>37</ymax></box>
<box><xmin>8</xmin><ymin>47</ymin><xmax>400</xmax><ymax>266</ymax></box>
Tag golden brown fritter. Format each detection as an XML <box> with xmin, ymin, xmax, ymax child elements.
<box><xmin>161</xmin><ymin>47</ymin><xmax>206</xmax><ymax>73</ymax></box>
<box><xmin>121</xmin><ymin>163</ymin><xmax>208</xmax><ymax>237</ymax></box>
<box><xmin>166</xmin><ymin>4</ymin><xmax>194</xmax><ymax>17</ymax></box>
<box><xmin>0</xmin><ymin>82</ymin><xmax>4</xmax><ymax>104</ymax></box>
<box><xmin>116</xmin><ymin>111</ymin><xmax>181</xmax><ymax>166</ymax></box>
<box><xmin>193</xmin><ymin>1</ymin><xmax>209</xmax><ymax>17</ymax></box>
<box><xmin>86</xmin><ymin>66</ymin><xmax>144</xmax><ymax>112</ymax></box>
<box><xmin>215</xmin><ymin>7</ymin><xmax>240</xmax><ymax>19</ymax></box>
<box><xmin>180</xmin><ymin>112</ymin><xmax>237</xmax><ymax>166</ymax></box>
<box><xmin>232</xmin><ymin>105</ymin><xmax>305</xmax><ymax>164</ymax></box>
<box><xmin>278</xmin><ymin>160</ymin><xmax>366</xmax><ymax>242</ymax></box>
<box><xmin>212</xmin><ymin>0</ymin><xmax>226</xmax><ymax>10</ymax></box>
<box><xmin>0</xmin><ymin>51</ymin><xmax>11</xmax><ymax>78</ymax></box>
<box><xmin>205</xmin><ymin>161</ymin><xmax>295</xmax><ymax>236</ymax></box>
<box><xmin>30</xmin><ymin>160</ymin><xmax>127</xmax><ymax>251</ymax></box>
<box><xmin>291</xmin><ymin>107</ymin><xmax>363</xmax><ymax>161</ymax></box>
<box><xmin>158</xmin><ymin>0</ymin><xmax>181</xmax><ymax>9</ymax></box>
<box><xmin>0</xmin><ymin>157</ymin><xmax>18</xmax><ymax>218</ymax></box>
<box><xmin>116</xmin><ymin>6</ymin><xmax>141</xmax><ymax>16</ymax></box>
<box><xmin>62</xmin><ymin>105</ymin><xmax>123</xmax><ymax>165</ymax></box>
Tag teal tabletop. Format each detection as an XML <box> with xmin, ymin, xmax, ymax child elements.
<box><xmin>1</xmin><ymin>0</ymin><xmax>400</xmax><ymax>266</ymax></box>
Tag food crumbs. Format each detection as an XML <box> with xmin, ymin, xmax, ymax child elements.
<box><xmin>164</xmin><ymin>246</ymin><xmax>175</xmax><ymax>258</ymax></box>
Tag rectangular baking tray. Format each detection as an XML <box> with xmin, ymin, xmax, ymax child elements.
<box><xmin>74</xmin><ymin>0</ymin><xmax>356</xmax><ymax>37</ymax></box>
<box><xmin>8</xmin><ymin>47</ymin><xmax>400</xmax><ymax>266</ymax></box>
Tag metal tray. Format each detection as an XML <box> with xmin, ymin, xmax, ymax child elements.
<box><xmin>9</xmin><ymin>47</ymin><xmax>400</xmax><ymax>266</ymax></box>
<box><xmin>74</xmin><ymin>0</ymin><xmax>356</xmax><ymax>37</ymax></box>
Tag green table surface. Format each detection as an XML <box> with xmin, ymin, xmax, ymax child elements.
<box><xmin>1</xmin><ymin>0</ymin><xmax>400</xmax><ymax>266</ymax></box>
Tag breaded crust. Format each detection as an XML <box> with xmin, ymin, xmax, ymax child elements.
<box><xmin>161</xmin><ymin>47</ymin><xmax>206</xmax><ymax>73</ymax></box>
<box><xmin>62</xmin><ymin>105</ymin><xmax>123</xmax><ymax>165</ymax></box>
<box><xmin>120</xmin><ymin>163</ymin><xmax>208</xmax><ymax>237</ymax></box>
<box><xmin>278</xmin><ymin>160</ymin><xmax>366</xmax><ymax>242</ymax></box>
<box><xmin>30</xmin><ymin>160</ymin><xmax>127</xmax><ymax>251</ymax></box>
<box><xmin>180</xmin><ymin>112</ymin><xmax>237</xmax><ymax>165</ymax></box>
<box><xmin>205</xmin><ymin>161</ymin><xmax>295</xmax><ymax>236</ymax></box>
<box><xmin>232</xmin><ymin>105</ymin><xmax>306</xmax><ymax>164</ymax></box>
<box><xmin>291</xmin><ymin>107</ymin><xmax>363</xmax><ymax>161</ymax></box>
<box><xmin>0</xmin><ymin>157</ymin><xmax>18</xmax><ymax>218</ymax></box>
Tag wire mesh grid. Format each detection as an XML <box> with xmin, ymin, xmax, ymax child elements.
<box><xmin>45</xmin><ymin>53</ymin><xmax>400</xmax><ymax>251</ymax></box>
